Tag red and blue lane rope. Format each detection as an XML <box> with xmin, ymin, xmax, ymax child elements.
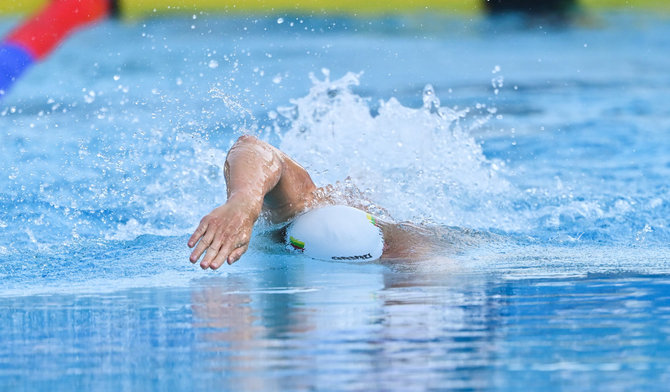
<box><xmin>0</xmin><ymin>0</ymin><xmax>116</xmax><ymax>97</ymax></box>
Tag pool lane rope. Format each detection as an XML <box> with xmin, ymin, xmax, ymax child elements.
<box><xmin>0</xmin><ymin>0</ymin><xmax>114</xmax><ymax>97</ymax></box>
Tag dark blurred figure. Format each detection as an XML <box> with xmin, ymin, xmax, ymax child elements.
<box><xmin>484</xmin><ymin>0</ymin><xmax>577</xmax><ymax>15</ymax></box>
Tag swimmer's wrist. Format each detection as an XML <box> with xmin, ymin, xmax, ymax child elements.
<box><xmin>227</xmin><ymin>192</ymin><xmax>263</xmax><ymax>221</ymax></box>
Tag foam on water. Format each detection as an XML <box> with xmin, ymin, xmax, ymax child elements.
<box><xmin>276</xmin><ymin>70</ymin><xmax>517</xmax><ymax>230</ymax></box>
<box><xmin>2</xmin><ymin>12</ymin><xmax>670</xmax><ymax>297</ymax></box>
<box><xmin>2</xmin><ymin>67</ymin><xmax>669</xmax><ymax>296</ymax></box>
<box><xmin>269</xmin><ymin>71</ymin><xmax>670</xmax><ymax>247</ymax></box>
<box><xmin>1</xmin><ymin>69</ymin><xmax>512</xmax><ymax>252</ymax></box>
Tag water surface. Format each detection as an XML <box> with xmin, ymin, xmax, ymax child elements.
<box><xmin>1</xmin><ymin>11</ymin><xmax>669</xmax><ymax>391</ymax></box>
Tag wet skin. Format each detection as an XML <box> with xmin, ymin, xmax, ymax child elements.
<box><xmin>188</xmin><ymin>135</ymin><xmax>435</xmax><ymax>270</ymax></box>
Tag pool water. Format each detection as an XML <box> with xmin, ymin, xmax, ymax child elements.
<box><xmin>1</xmin><ymin>11</ymin><xmax>670</xmax><ymax>391</ymax></box>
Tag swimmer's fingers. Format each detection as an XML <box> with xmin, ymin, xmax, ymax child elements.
<box><xmin>189</xmin><ymin>223</ymin><xmax>217</xmax><ymax>264</ymax></box>
<box><xmin>199</xmin><ymin>235</ymin><xmax>225</xmax><ymax>269</ymax></box>
<box><xmin>190</xmin><ymin>202</ymin><xmax>256</xmax><ymax>269</ymax></box>
<box><xmin>227</xmin><ymin>244</ymin><xmax>249</xmax><ymax>265</ymax></box>
<box><xmin>188</xmin><ymin>220</ymin><xmax>208</xmax><ymax>248</ymax></box>
<box><xmin>210</xmin><ymin>233</ymin><xmax>249</xmax><ymax>269</ymax></box>
<box><xmin>208</xmin><ymin>238</ymin><xmax>236</xmax><ymax>270</ymax></box>
<box><xmin>209</xmin><ymin>249</ymin><xmax>230</xmax><ymax>270</ymax></box>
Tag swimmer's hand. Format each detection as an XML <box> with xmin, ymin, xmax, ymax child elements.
<box><xmin>188</xmin><ymin>135</ymin><xmax>317</xmax><ymax>269</ymax></box>
<box><xmin>188</xmin><ymin>195</ymin><xmax>261</xmax><ymax>269</ymax></box>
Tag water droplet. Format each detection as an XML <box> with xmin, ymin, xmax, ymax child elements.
<box><xmin>277</xmin><ymin>17</ymin><xmax>284</xmax><ymax>24</ymax></box>
<box><xmin>422</xmin><ymin>84</ymin><xmax>440</xmax><ymax>112</ymax></box>
<box><xmin>84</xmin><ymin>90</ymin><xmax>96</xmax><ymax>104</ymax></box>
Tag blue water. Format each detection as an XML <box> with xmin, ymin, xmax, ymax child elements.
<box><xmin>1</xmin><ymin>11</ymin><xmax>670</xmax><ymax>391</ymax></box>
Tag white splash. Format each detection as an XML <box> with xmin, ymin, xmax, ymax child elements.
<box><xmin>277</xmin><ymin>70</ymin><xmax>520</xmax><ymax>231</ymax></box>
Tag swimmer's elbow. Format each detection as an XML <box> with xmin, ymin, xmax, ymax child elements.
<box><xmin>232</xmin><ymin>135</ymin><xmax>280</xmax><ymax>161</ymax></box>
<box><xmin>234</xmin><ymin>134</ymin><xmax>260</xmax><ymax>146</ymax></box>
<box><xmin>227</xmin><ymin>134</ymin><xmax>286</xmax><ymax>181</ymax></box>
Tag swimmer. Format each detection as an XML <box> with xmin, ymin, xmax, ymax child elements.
<box><xmin>188</xmin><ymin>135</ymin><xmax>452</xmax><ymax>269</ymax></box>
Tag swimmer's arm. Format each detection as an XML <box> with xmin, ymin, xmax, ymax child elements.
<box><xmin>188</xmin><ymin>135</ymin><xmax>317</xmax><ymax>269</ymax></box>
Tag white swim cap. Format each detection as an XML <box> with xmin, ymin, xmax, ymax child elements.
<box><xmin>286</xmin><ymin>205</ymin><xmax>384</xmax><ymax>261</ymax></box>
